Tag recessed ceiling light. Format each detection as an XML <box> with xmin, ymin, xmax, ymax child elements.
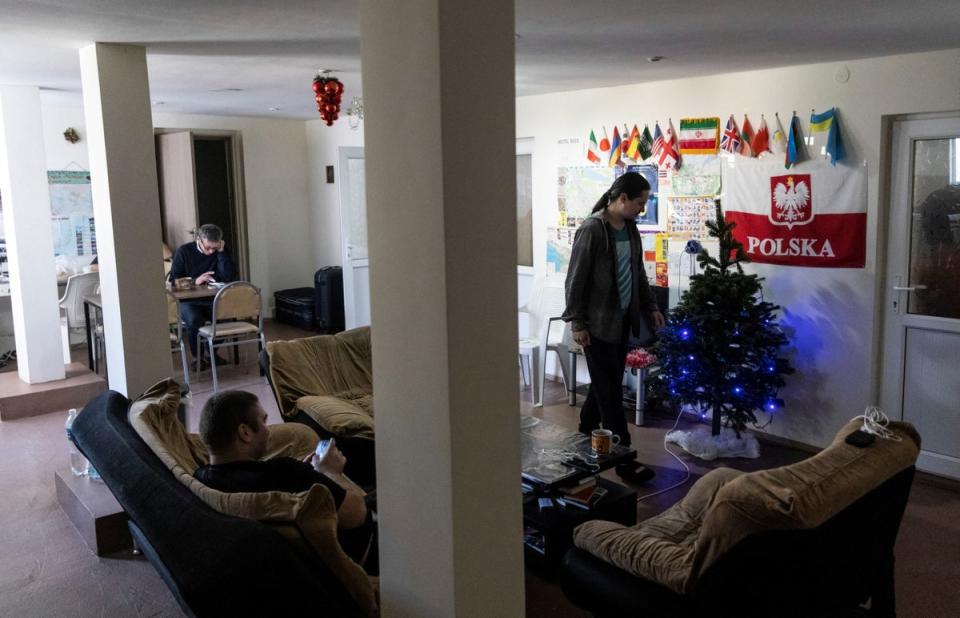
<box><xmin>268</xmin><ymin>107</ymin><xmax>280</xmax><ymax>112</ymax></box>
<box><xmin>152</xmin><ymin>100</ymin><xmax>165</xmax><ymax>106</ymax></box>
<box><xmin>208</xmin><ymin>88</ymin><xmax>243</xmax><ymax>93</ymax></box>
<box><xmin>648</xmin><ymin>56</ymin><xmax>665</xmax><ymax>62</ymax></box>
<box><xmin>515</xmin><ymin>33</ymin><xmax>522</xmax><ymax>40</ymax></box>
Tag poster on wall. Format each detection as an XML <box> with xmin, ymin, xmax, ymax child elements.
<box><xmin>616</xmin><ymin>163</ymin><xmax>663</xmax><ymax>230</ymax></box>
<box><xmin>723</xmin><ymin>158</ymin><xmax>866</xmax><ymax>267</ymax></box>
<box><xmin>546</xmin><ymin>226</ymin><xmax>577</xmax><ymax>276</ymax></box>
<box><xmin>557</xmin><ymin>166</ymin><xmax>615</xmax><ymax>227</ymax></box>
<box><xmin>670</xmin><ymin>154</ymin><xmax>721</xmax><ymax>197</ymax></box>
<box><xmin>48</xmin><ymin>170</ymin><xmax>96</xmax><ymax>258</ymax></box>
<box><xmin>668</xmin><ymin>197</ymin><xmax>716</xmax><ymax>238</ymax></box>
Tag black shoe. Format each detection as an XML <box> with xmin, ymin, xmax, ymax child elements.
<box><xmin>616</xmin><ymin>462</ymin><xmax>655</xmax><ymax>484</ymax></box>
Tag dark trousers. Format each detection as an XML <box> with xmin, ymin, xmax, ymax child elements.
<box><xmin>579</xmin><ymin>319</ymin><xmax>631</xmax><ymax>447</ymax></box>
<box><xmin>180</xmin><ymin>300</ymin><xmax>212</xmax><ymax>357</ymax></box>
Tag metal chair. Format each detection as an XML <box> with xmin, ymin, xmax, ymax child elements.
<box><xmin>166</xmin><ymin>290</ymin><xmax>190</xmax><ymax>388</ymax></box>
<box><xmin>196</xmin><ymin>281</ymin><xmax>265</xmax><ymax>392</ymax></box>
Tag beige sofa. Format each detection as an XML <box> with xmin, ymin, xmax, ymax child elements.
<box><xmin>263</xmin><ymin>326</ymin><xmax>376</xmax><ymax>485</ymax></box>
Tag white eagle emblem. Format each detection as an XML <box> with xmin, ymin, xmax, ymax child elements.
<box><xmin>770</xmin><ymin>174</ymin><xmax>813</xmax><ymax>229</ymax></box>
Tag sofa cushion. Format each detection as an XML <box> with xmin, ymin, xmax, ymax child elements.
<box><xmin>128</xmin><ymin>379</ymin><xmax>377</xmax><ymax>615</ymax></box>
<box><xmin>574</xmin><ymin>419</ymin><xmax>921</xmax><ymax>594</ymax></box>
<box><xmin>266</xmin><ymin>326</ymin><xmax>372</xmax><ymax>419</ymax></box>
<box><xmin>297</xmin><ymin>390</ymin><xmax>375</xmax><ymax>440</ymax></box>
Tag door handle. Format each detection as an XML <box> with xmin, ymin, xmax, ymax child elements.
<box><xmin>892</xmin><ymin>285</ymin><xmax>927</xmax><ymax>291</ymax></box>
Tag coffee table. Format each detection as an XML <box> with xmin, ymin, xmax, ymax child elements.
<box><xmin>520</xmin><ymin>416</ymin><xmax>636</xmax><ymax>491</ymax></box>
<box><xmin>520</xmin><ymin>416</ymin><xmax>638</xmax><ymax>572</ymax></box>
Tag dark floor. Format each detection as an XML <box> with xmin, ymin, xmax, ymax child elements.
<box><xmin>0</xmin><ymin>325</ymin><xmax>958</xmax><ymax>616</ymax></box>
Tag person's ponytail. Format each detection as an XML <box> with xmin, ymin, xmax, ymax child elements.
<box><xmin>590</xmin><ymin>189</ymin><xmax>612</xmax><ymax>214</ymax></box>
<box><xmin>591</xmin><ymin>172</ymin><xmax>651</xmax><ymax>214</ymax></box>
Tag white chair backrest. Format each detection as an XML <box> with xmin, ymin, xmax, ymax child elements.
<box><xmin>59</xmin><ymin>272</ymin><xmax>100</xmax><ymax>327</ymax></box>
<box><xmin>519</xmin><ymin>278</ymin><xmax>569</xmax><ymax>344</ymax></box>
<box><xmin>539</xmin><ymin>283</ymin><xmax>568</xmax><ymax>346</ymax></box>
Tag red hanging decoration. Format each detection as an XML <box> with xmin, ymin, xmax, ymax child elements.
<box><xmin>312</xmin><ymin>72</ymin><xmax>344</xmax><ymax>126</ymax></box>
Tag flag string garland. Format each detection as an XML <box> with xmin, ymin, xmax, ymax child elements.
<box><xmin>584</xmin><ymin>106</ymin><xmax>847</xmax><ymax>167</ymax></box>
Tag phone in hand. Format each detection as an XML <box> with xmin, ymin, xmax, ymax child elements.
<box><xmin>315</xmin><ymin>439</ymin><xmax>333</xmax><ymax>460</ymax></box>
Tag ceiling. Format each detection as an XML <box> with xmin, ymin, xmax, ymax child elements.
<box><xmin>1</xmin><ymin>0</ymin><xmax>958</xmax><ymax>119</ymax></box>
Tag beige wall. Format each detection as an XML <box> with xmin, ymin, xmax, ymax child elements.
<box><xmin>516</xmin><ymin>48</ymin><xmax>960</xmax><ymax>447</ymax></box>
<box><xmin>304</xmin><ymin>117</ymin><xmax>364</xmax><ymax>269</ymax></box>
<box><xmin>38</xmin><ymin>100</ymin><xmax>314</xmax><ymax>314</ymax></box>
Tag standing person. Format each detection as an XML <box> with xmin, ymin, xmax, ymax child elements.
<box><xmin>562</xmin><ymin>172</ymin><xmax>665</xmax><ymax>483</ymax></box>
<box><xmin>169</xmin><ymin>223</ymin><xmax>237</xmax><ymax>368</ymax></box>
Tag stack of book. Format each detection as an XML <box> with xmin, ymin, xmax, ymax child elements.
<box><xmin>557</xmin><ymin>477</ymin><xmax>607</xmax><ymax>510</ymax></box>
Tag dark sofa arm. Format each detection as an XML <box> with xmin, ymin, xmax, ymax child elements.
<box><xmin>560</xmin><ymin>547</ymin><xmax>692</xmax><ymax>617</ymax></box>
<box><xmin>70</xmin><ymin>390</ymin><xmax>361</xmax><ymax>617</ymax></box>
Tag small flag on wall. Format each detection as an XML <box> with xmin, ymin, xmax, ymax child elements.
<box><xmin>652</xmin><ymin>123</ymin><xmax>665</xmax><ymax>161</ymax></box>
<box><xmin>770</xmin><ymin>113</ymin><xmax>787</xmax><ymax>155</ymax></box>
<box><xmin>587</xmin><ymin>130</ymin><xmax>602</xmax><ymax>164</ymax></box>
<box><xmin>678</xmin><ymin>117</ymin><xmax>720</xmax><ymax>154</ymax></box>
<box><xmin>786</xmin><ymin>112</ymin><xmax>806</xmax><ymax>169</ymax></box>
<box><xmin>721</xmin><ymin>115</ymin><xmax>741</xmax><ymax>153</ymax></box>
<box><xmin>639</xmin><ymin>125</ymin><xmax>654</xmax><ymax>160</ymax></box>
<box><xmin>622</xmin><ymin>124</ymin><xmax>631</xmax><ymax>157</ymax></box>
<box><xmin>626</xmin><ymin>125</ymin><xmax>641</xmax><ymax>160</ymax></box>
<box><xmin>656</xmin><ymin>121</ymin><xmax>680</xmax><ymax>169</ymax></box>
<box><xmin>751</xmin><ymin>115</ymin><xmax>771</xmax><ymax>157</ymax></box>
<box><xmin>599</xmin><ymin>127</ymin><xmax>611</xmax><ymax>152</ymax></box>
<box><xmin>609</xmin><ymin>126</ymin><xmax>622</xmax><ymax>167</ymax></box>
<box><xmin>668</xmin><ymin>120</ymin><xmax>682</xmax><ymax>169</ymax></box>
<box><xmin>809</xmin><ymin>107</ymin><xmax>846</xmax><ymax>166</ymax></box>
<box><xmin>739</xmin><ymin>115</ymin><xmax>755</xmax><ymax>157</ymax></box>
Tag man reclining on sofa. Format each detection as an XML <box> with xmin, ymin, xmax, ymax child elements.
<box><xmin>194</xmin><ymin>390</ymin><xmax>378</xmax><ymax>573</ymax></box>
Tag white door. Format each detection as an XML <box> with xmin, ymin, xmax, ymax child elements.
<box><xmin>338</xmin><ymin>147</ymin><xmax>370</xmax><ymax>329</ymax></box>
<box><xmin>881</xmin><ymin>116</ymin><xmax>960</xmax><ymax>479</ymax></box>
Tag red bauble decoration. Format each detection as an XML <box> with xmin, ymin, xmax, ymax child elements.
<box><xmin>311</xmin><ymin>73</ymin><xmax>345</xmax><ymax>125</ymax></box>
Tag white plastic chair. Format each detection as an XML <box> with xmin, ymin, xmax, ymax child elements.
<box><xmin>518</xmin><ymin>279</ymin><xmax>582</xmax><ymax>406</ymax></box>
<box><xmin>518</xmin><ymin>287</ymin><xmax>543</xmax><ymax>400</ymax></box>
<box><xmin>58</xmin><ymin>272</ymin><xmax>100</xmax><ymax>346</ymax></box>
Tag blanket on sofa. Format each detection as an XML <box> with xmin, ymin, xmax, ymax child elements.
<box><xmin>266</xmin><ymin>327</ymin><xmax>374</xmax><ymax>439</ymax></box>
<box><xmin>574</xmin><ymin>418</ymin><xmax>921</xmax><ymax>594</ymax></box>
<box><xmin>128</xmin><ymin>379</ymin><xmax>378</xmax><ymax>615</ymax></box>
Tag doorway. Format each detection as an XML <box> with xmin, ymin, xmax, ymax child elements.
<box><xmin>337</xmin><ymin>146</ymin><xmax>369</xmax><ymax>329</ymax></box>
<box><xmin>155</xmin><ymin>130</ymin><xmax>250</xmax><ymax>280</ymax></box>
<box><xmin>881</xmin><ymin>114</ymin><xmax>960</xmax><ymax>479</ymax></box>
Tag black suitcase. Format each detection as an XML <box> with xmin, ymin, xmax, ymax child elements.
<box><xmin>274</xmin><ymin>287</ymin><xmax>316</xmax><ymax>331</ymax></box>
<box><xmin>314</xmin><ymin>266</ymin><xmax>345</xmax><ymax>334</ymax></box>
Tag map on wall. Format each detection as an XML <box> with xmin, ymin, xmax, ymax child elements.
<box><xmin>557</xmin><ymin>166</ymin><xmax>615</xmax><ymax>227</ymax></box>
<box><xmin>546</xmin><ymin>226</ymin><xmax>576</xmax><ymax>276</ymax></box>
<box><xmin>48</xmin><ymin>170</ymin><xmax>96</xmax><ymax>258</ymax></box>
<box><xmin>670</xmin><ymin>154</ymin><xmax>721</xmax><ymax>197</ymax></box>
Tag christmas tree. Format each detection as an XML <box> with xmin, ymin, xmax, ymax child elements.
<box><xmin>650</xmin><ymin>200</ymin><xmax>793</xmax><ymax>436</ymax></box>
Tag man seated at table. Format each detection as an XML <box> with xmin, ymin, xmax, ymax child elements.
<box><xmin>169</xmin><ymin>223</ymin><xmax>237</xmax><ymax>369</ymax></box>
<box><xmin>194</xmin><ymin>391</ymin><xmax>377</xmax><ymax>572</ymax></box>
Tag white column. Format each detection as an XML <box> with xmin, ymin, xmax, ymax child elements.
<box><xmin>79</xmin><ymin>43</ymin><xmax>169</xmax><ymax>397</ymax></box>
<box><xmin>360</xmin><ymin>1</ymin><xmax>524</xmax><ymax>616</ymax></box>
<box><xmin>0</xmin><ymin>86</ymin><xmax>67</xmax><ymax>384</ymax></box>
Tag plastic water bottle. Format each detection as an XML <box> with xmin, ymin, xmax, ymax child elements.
<box><xmin>65</xmin><ymin>408</ymin><xmax>88</xmax><ymax>477</ymax></box>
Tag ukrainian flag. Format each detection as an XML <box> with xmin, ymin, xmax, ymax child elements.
<box><xmin>810</xmin><ymin>107</ymin><xmax>846</xmax><ymax>166</ymax></box>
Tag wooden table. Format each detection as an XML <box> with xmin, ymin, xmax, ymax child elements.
<box><xmin>82</xmin><ymin>285</ymin><xmax>221</xmax><ymax>369</ymax></box>
<box><xmin>168</xmin><ymin>285</ymin><xmax>218</xmax><ymax>301</ymax></box>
